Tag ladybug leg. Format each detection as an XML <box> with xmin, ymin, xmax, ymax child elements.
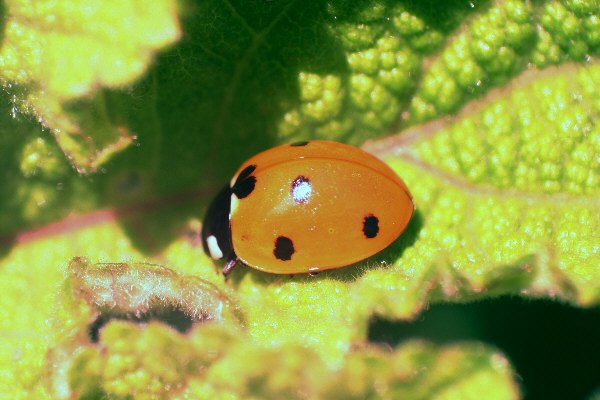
<box><xmin>222</xmin><ymin>256</ymin><xmax>238</xmax><ymax>276</ymax></box>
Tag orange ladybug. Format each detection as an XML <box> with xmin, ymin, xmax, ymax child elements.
<box><xmin>201</xmin><ymin>140</ymin><xmax>414</xmax><ymax>275</ymax></box>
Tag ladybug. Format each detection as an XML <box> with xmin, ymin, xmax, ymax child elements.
<box><xmin>201</xmin><ymin>140</ymin><xmax>414</xmax><ymax>275</ymax></box>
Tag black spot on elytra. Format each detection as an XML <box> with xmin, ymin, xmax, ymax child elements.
<box><xmin>291</xmin><ymin>176</ymin><xmax>312</xmax><ymax>204</ymax></box>
<box><xmin>236</xmin><ymin>164</ymin><xmax>256</xmax><ymax>182</ymax></box>
<box><xmin>274</xmin><ymin>236</ymin><xmax>295</xmax><ymax>261</ymax></box>
<box><xmin>290</xmin><ymin>141</ymin><xmax>309</xmax><ymax>147</ymax></box>
<box><xmin>363</xmin><ymin>214</ymin><xmax>379</xmax><ymax>239</ymax></box>
<box><xmin>232</xmin><ymin>164</ymin><xmax>257</xmax><ymax>199</ymax></box>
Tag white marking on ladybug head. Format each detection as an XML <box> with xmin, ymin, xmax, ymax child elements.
<box><xmin>206</xmin><ymin>235</ymin><xmax>223</xmax><ymax>260</ymax></box>
<box><xmin>229</xmin><ymin>193</ymin><xmax>239</xmax><ymax>219</ymax></box>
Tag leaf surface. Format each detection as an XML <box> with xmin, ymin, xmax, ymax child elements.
<box><xmin>1</xmin><ymin>0</ymin><xmax>599</xmax><ymax>398</ymax></box>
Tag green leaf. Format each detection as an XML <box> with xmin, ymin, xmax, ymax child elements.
<box><xmin>0</xmin><ymin>0</ymin><xmax>180</xmax><ymax>171</ymax></box>
<box><xmin>1</xmin><ymin>0</ymin><xmax>599</xmax><ymax>398</ymax></box>
<box><xmin>46</xmin><ymin>260</ymin><xmax>517</xmax><ymax>399</ymax></box>
<box><xmin>362</xmin><ymin>62</ymin><xmax>600</xmax><ymax>310</ymax></box>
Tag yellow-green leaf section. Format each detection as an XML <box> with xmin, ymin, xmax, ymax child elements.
<box><xmin>363</xmin><ymin>63</ymin><xmax>600</xmax><ymax>311</ymax></box>
<box><xmin>0</xmin><ymin>0</ymin><xmax>181</xmax><ymax>172</ymax></box>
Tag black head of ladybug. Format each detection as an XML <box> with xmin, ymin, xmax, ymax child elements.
<box><xmin>202</xmin><ymin>165</ymin><xmax>259</xmax><ymax>275</ymax></box>
<box><xmin>201</xmin><ymin>184</ymin><xmax>238</xmax><ymax>274</ymax></box>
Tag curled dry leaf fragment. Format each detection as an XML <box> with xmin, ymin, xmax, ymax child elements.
<box><xmin>46</xmin><ymin>257</ymin><xmax>243</xmax><ymax>398</ymax></box>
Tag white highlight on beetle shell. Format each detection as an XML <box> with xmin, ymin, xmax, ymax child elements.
<box><xmin>291</xmin><ymin>177</ymin><xmax>312</xmax><ymax>204</ymax></box>
<box><xmin>207</xmin><ymin>235</ymin><xmax>223</xmax><ymax>259</ymax></box>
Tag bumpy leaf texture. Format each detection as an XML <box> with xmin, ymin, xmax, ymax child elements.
<box><xmin>0</xmin><ymin>0</ymin><xmax>180</xmax><ymax>172</ymax></box>
<box><xmin>0</xmin><ymin>0</ymin><xmax>598</xmax><ymax>398</ymax></box>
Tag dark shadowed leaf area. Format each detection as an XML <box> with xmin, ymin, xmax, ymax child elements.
<box><xmin>369</xmin><ymin>297</ymin><xmax>600</xmax><ymax>400</ymax></box>
<box><xmin>87</xmin><ymin>305</ymin><xmax>196</xmax><ymax>343</ymax></box>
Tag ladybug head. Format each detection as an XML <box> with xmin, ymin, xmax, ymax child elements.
<box><xmin>201</xmin><ymin>184</ymin><xmax>235</xmax><ymax>266</ymax></box>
